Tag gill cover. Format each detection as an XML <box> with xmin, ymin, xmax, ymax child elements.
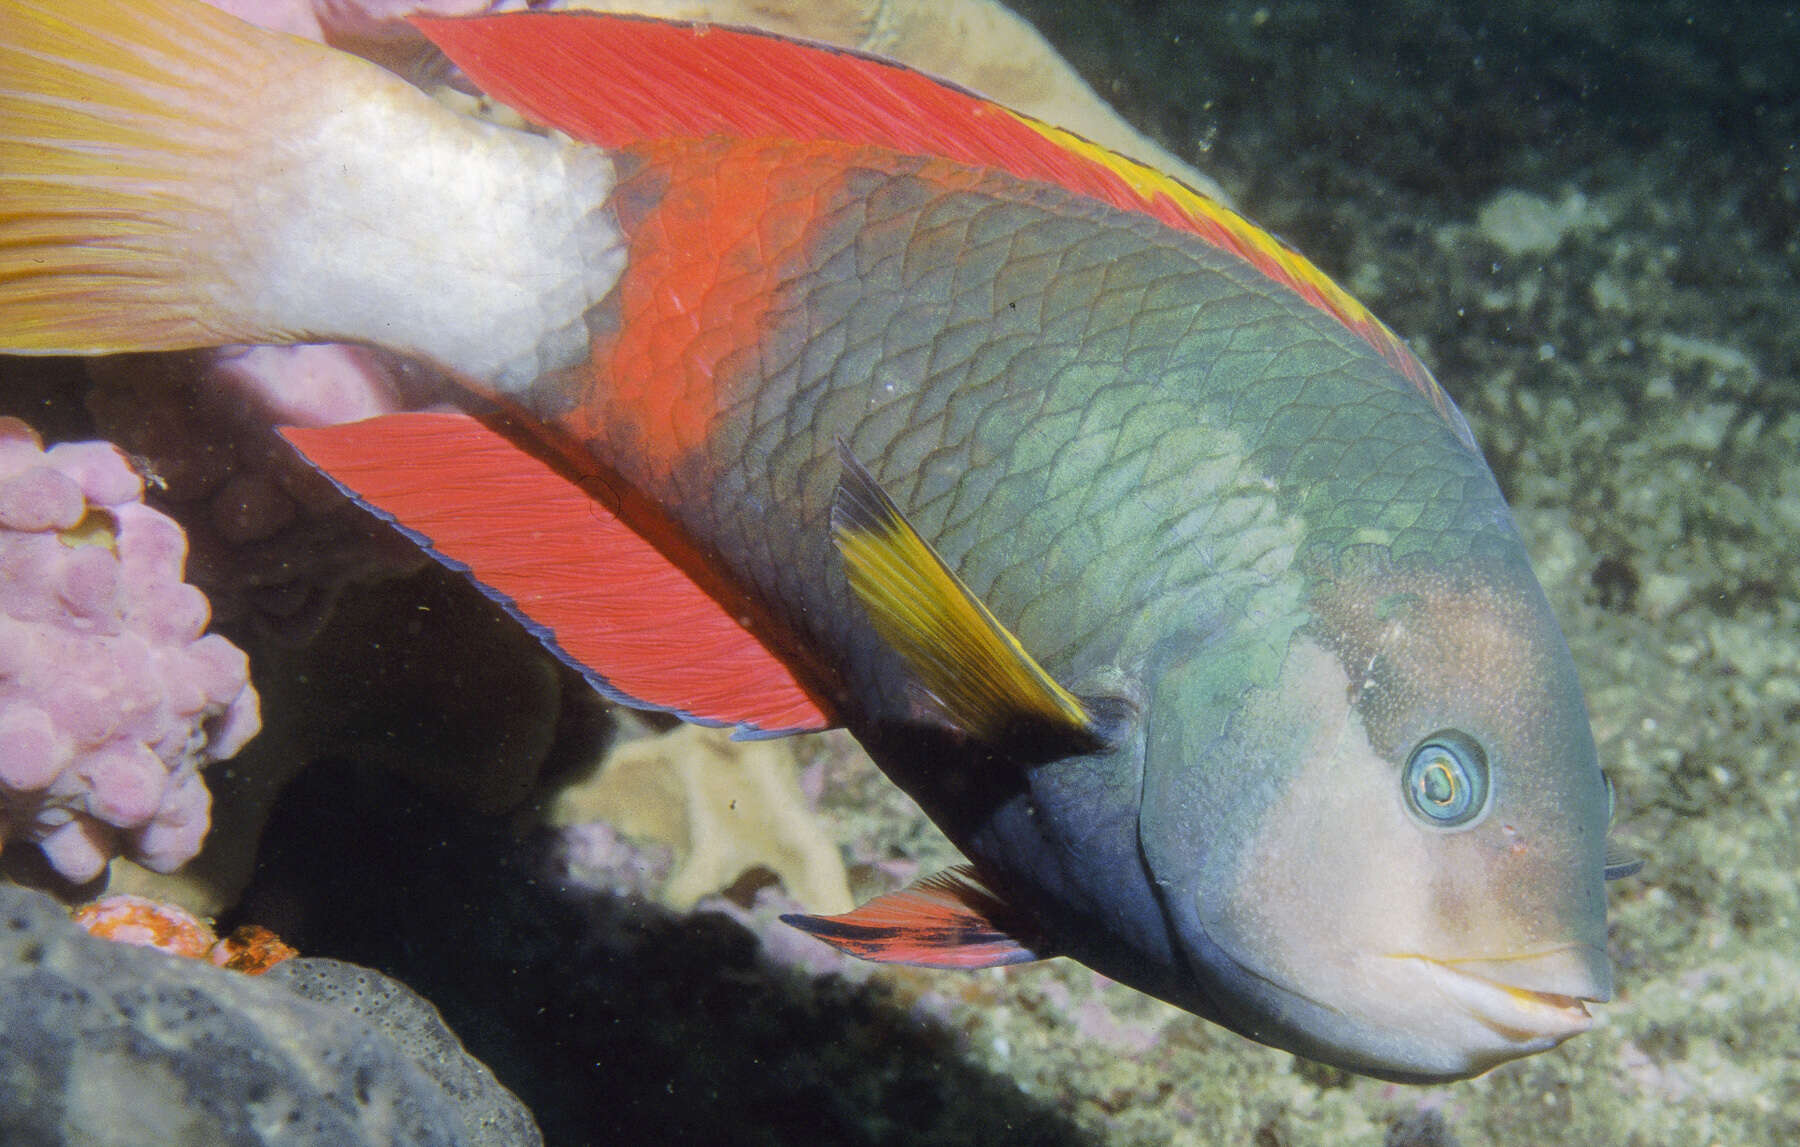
<box><xmin>1137</xmin><ymin>547</ymin><xmax>1612</xmax><ymax>1081</ymax></box>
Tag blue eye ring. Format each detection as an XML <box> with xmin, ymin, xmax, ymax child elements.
<box><xmin>1403</xmin><ymin>731</ymin><xmax>1490</xmax><ymax>828</ymax></box>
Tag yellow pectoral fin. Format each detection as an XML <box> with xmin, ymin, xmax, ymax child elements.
<box><xmin>831</xmin><ymin>441</ymin><xmax>1101</xmax><ymax>753</ymax></box>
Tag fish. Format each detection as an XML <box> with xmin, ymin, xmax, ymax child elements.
<box><xmin>0</xmin><ymin>0</ymin><xmax>1632</xmax><ymax>1081</ymax></box>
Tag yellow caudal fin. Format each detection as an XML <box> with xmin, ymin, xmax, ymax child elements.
<box><xmin>0</xmin><ymin>0</ymin><xmax>399</xmax><ymax>354</ymax></box>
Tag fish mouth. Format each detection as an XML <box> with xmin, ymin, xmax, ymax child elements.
<box><xmin>1403</xmin><ymin>946</ymin><xmax>1607</xmax><ymax>1044</ymax></box>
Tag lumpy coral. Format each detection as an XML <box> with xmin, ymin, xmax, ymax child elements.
<box><xmin>85</xmin><ymin>353</ymin><xmax>433</xmax><ymax>643</ymax></box>
<box><xmin>0</xmin><ymin>417</ymin><xmax>260</xmax><ymax>884</ymax></box>
<box><xmin>552</xmin><ymin>722</ymin><xmax>854</xmax><ymax>914</ymax></box>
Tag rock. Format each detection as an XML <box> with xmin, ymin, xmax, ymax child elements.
<box><xmin>0</xmin><ymin>882</ymin><xmax>538</xmax><ymax>1147</ymax></box>
<box><xmin>1475</xmin><ymin>189</ymin><xmax>1605</xmax><ymax>257</ymax></box>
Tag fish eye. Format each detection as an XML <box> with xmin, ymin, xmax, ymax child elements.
<box><xmin>1402</xmin><ymin>731</ymin><xmax>1489</xmax><ymax>828</ymax></box>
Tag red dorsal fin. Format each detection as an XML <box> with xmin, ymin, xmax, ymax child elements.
<box><xmin>279</xmin><ymin>412</ymin><xmax>832</xmax><ymax>737</ymax></box>
<box><xmin>781</xmin><ymin>864</ymin><xmax>1043</xmax><ymax>969</ymax></box>
<box><xmin>411</xmin><ymin>11</ymin><xmax>1459</xmax><ymax>432</ymax></box>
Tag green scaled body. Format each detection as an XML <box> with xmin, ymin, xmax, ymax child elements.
<box><xmin>0</xmin><ymin>1</ymin><xmax>1619</xmax><ymax>1083</ymax></box>
<box><xmin>583</xmin><ymin>158</ymin><xmax>1612</xmax><ymax>1083</ymax></box>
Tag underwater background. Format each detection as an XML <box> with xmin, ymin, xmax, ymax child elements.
<box><xmin>1</xmin><ymin>0</ymin><xmax>1797</xmax><ymax>1143</ymax></box>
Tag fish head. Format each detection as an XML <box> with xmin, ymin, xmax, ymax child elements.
<box><xmin>1137</xmin><ymin>544</ymin><xmax>1612</xmax><ymax>1081</ymax></box>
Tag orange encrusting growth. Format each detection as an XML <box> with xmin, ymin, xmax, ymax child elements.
<box><xmin>413</xmin><ymin>11</ymin><xmax>1458</xmax><ymax>432</ymax></box>
<box><xmin>72</xmin><ymin>893</ymin><xmax>297</xmax><ymax>975</ymax></box>
<box><xmin>558</xmin><ymin>139</ymin><xmax>846</xmax><ymax>473</ymax></box>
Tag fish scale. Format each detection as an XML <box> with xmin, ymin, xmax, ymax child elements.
<box><xmin>594</xmin><ymin>161</ymin><xmax>1450</xmax><ymax>701</ymax></box>
<box><xmin>532</xmin><ymin>139</ymin><xmax>1511</xmax><ymax>761</ymax></box>
<box><xmin>0</xmin><ymin>0</ymin><xmax>1624</xmax><ymax>1082</ymax></box>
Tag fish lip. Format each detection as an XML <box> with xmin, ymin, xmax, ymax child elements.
<box><xmin>1402</xmin><ymin>955</ymin><xmax>1599</xmax><ymax>1043</ymax></box>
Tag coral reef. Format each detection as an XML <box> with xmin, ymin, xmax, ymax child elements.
<box><xmin>0</xmin><ymin>418</ymin><xmax>259</xmax><ymax>885</ymax></box>
<box><xmin>85</xmin><ymin>354</ymin><xmax>433</xmax><ymax>643</ymax></box>
<box><xmin>0</xmin><ymin>881</ymin><xmax>538</xmax><ymax>1146</ymax></box>
<box><xmin>2</xmin><ymin>0</ymin><xmax>1794</xmax><ymax>1144</ymax></box>
<box><xmin>113</xmin><ymin>561</ymin><xmax>569</xmax><ymax>920</ymax></box>
<box><xmin>552</xmin><ymin>720</ymin><xmax>854</xmax><ymax>914</ymax></box>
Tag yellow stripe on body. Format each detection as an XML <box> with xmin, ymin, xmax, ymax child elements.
<box><xmin>1010</xmin><ymin>113</ymin><xmax>1463</xmax><ymax>433</ymax></box>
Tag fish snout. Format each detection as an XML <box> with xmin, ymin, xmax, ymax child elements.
<box><xmin>1407</xmin><ymin>943</ymin><xmax>1611</xmax><ymax>1044</ymax></box>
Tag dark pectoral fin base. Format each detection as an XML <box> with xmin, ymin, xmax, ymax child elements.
<box><xmin>1603</xmin><ymin>847</ymin><xmax>1645</xmax><ymax>881</ymax></box>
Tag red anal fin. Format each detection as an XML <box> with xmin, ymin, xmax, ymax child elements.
<box><xmin>411</xmin><ymin>11</ymin><xmax>1457</xmax><ymax>432</ymax></box>
<box><xmin>782</xmin><ymin>864</ymin><xmax>1043</xmax><ymax>969</ymax></box>
<box><xmin>279</xmin><ymin>412</ymin><xmax>832</xmax><ymax>736</ymax></box>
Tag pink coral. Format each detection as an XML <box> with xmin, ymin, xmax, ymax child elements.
<box><xmin>85</xmin><ymin>352</ymin><xmax>432</xmax><ymax>641</ymax></box>
<box><xmin>0</xmin><ymin>417</ymin><xmax>260</xmax><ymax>884</ymax></box>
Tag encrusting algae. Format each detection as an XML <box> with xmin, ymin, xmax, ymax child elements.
<box><xmin>73</xmin><ymin>892</ymin><xmax>296</xmax><ymax>974</ymax></box>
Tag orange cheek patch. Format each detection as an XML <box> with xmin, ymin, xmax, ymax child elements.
<box><xmin>569</xmin><ymin>140</ymin><xmax>849</xmax><ymax>475</ymax></box>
